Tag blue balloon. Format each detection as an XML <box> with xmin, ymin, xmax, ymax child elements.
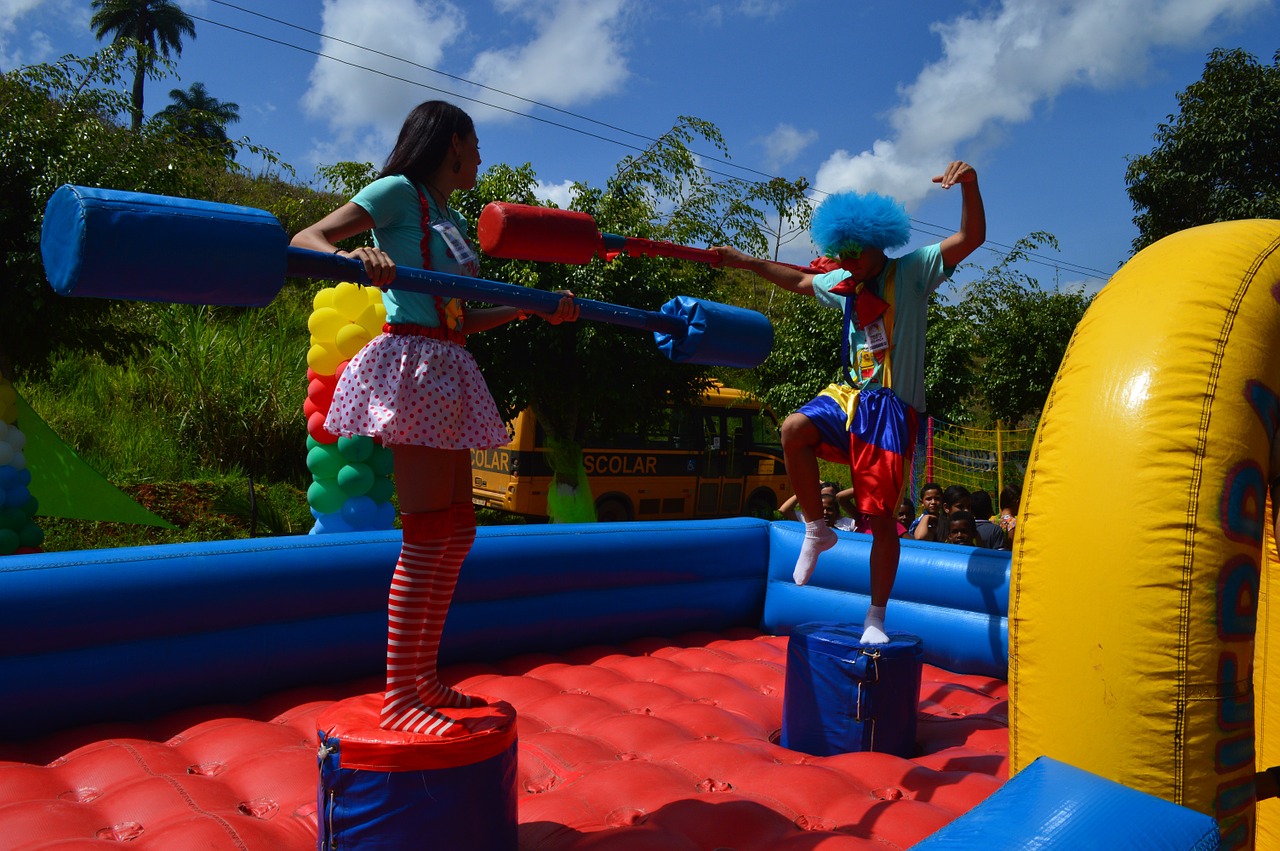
<box><xmin>311</xmin><ymin>510</ymin><xmax>354</xmax><ymax>535</ymax></box>
<box><xmin>0</xmin><ymin>467</ymin><xmax>18</xmax><ymax>490</ymax></box>
<box><xmin>374</xmin><ymin>500</ymin><xmax>397</xmax><ymax>530</ymax></box>
<box><xmin>5</xmin><ymin>486</ymin><xmax>30</xmax><ymax>509</ymax></box>
<box><xmin>341</xmin><ymin>495</ymin><xmax>378</xmax><ymax>530</ymax></box>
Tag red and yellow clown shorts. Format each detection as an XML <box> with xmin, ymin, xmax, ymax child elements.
<box><xmin>797</xmin><ymin>384</ymin><xmax>918</xmax><ymax>518</ymax></box>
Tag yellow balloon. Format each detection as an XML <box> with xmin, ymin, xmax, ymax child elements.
<box><xmin>335</xmin><ymin>324</ymin><xmax>372</xmax><ymax>359</ymax></box>
<box><xmin>307</xmin><ymin>342</ymin><xmax>342</xmax><ymax>375</ymax></box>
<box><xmin>355</xmin><ymin>304</ymin><xmax>383</xmax><ymax>338</ymax></box>
<box><xmin>313</xmin><ymin>287</ymin><xmax>336</xmax><ymax>311</ymax></box>
<box><xmin>332</xmin><ymin>282</ymin><xmax>367</xmax><ymax>320</ymax></box>
<box><xmin>0</xmin><ymin>383</ymin><xmax>14</xmax><ymax>406</ymax></box>
<box><xmin>365</xmin><ymin>287</ymin><xmax>385</xmax><ymax>308</ymax></box>
<box><xmin>308</xmin><ymin>307</ymin><xmax>347</xmax><ymax>341</ymax></box>
<box><xmin>0</xmin><ymin>403</ymin><xmax>14</xmax><ymax>425</ymax></box>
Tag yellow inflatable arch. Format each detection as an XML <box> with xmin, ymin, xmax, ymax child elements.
<box><xmin>1009</xmin><ymin>219</ymin><xmax>1280</xmax><ymax>850</ymax></box>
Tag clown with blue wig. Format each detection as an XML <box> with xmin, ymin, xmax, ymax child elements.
<box><xmin>714</xmin><ymin>161</ymin><xmax>985</xmax><ymax>643</ymax></box>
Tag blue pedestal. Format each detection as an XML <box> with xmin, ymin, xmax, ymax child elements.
<box><xmin>317</xmin><ymin>693</ymin><xmax>518</xmax><ymax>850</ymax></box>
<box><xmin>781</xmin><ymin>622</ymin><xmax>924</xmax><ymax>758</ymax></box>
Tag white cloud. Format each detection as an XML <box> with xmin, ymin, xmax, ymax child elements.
<box><xmin>814</xmin><ymin>0</ymin><xmax>1267</xmax><ymax>208</ymax></box>
<box><xmin>759</xmin><ymin>123</ymin><xmax>817</xmax><ymax>171</ymax></box>
<box><xmin>533</xmin><ymin>178</ymin><xmax>575</xmax><ymax>208</ymax></box>
<box><xmin>737</xmin><ymin>0</ymin><xmax>785</xmax><ymax>18</ymax></box>
<box><xmin>301</xmin><ymin>0</ymin><xmax>466</xmax><ymax>148</ymax></box>
<box><xmin>465</xmin><ymin>0</ymin><xmax>632</xmax><ymax>121</ymax></box>
<box><xmin>0</xmin><ymin>0</ymin><xmax>74</xmax><ymax>67</ymax></box>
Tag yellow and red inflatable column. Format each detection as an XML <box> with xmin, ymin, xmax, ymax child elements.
<box><xmin>1009</xmin><ymin>220</ymin><xmax>1280</xmax><ymax>849</ymax></box>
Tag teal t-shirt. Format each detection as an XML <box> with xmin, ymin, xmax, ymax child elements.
<box><xmin>350</xmin><ymin>174</ymin><xmax>478</xmax><ymax>329</ymax></box>
<box><xmin>811</xmin><ymin>243</ymin><xmax>951</xmax><ymax>413</ymax></box>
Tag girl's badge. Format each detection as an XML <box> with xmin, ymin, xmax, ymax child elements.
<box><xmin>431</xmin><ymin>220</ymin><xmax>478</xmax><ymax>267</ymax></box>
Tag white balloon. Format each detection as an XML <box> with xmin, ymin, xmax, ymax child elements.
<box><xmin>10</xmin><ymin>450</ymin><xmax>23</xmax><ymax>470</ymax></box>
<box><xmin>7</xmin><ymin>427</ymin><xmax>24</xmax><ymax>452</ymax></box>
<box><xmin>0</xmin><ymin>444</ymin><xmax>11</xmax><ymax>466</ymax></box>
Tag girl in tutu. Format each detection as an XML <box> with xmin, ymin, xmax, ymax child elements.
<box><xmin>292</xmin><ymin>101</ymin><xmax>578</xmax><ymax>736</ymax></box>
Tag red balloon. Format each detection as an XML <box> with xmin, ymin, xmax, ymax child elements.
<box><xmin>307</xmin><ymin>411</ymin><xmax>338</xmax><ymax>444</ymax></box>
<box><xmin>307</xmin><ymin>379</ymin><xmax>335</xmax><ymax>411</ymax></box>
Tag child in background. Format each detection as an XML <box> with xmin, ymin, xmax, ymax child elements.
<box><xmin>970</xmin><ymin>489</ymin><xmax>1008</xmax><ymax>550</ymax></box>
<box><xmin>999</xmin><ymin>483</ymin><xmax>1021</xmax><ymax>546</ymax></box>
<box><xmin>781</xmin><ymin>481</ymin><xmax>842</xmax><ymax>522</ymax></box>
<box><xmin>896</xmin><ymin>497</ymin><xmax>915</xmax><ymax>538</ymax></box>
<box><xmin>821</xmin><ymin>491</ymin><xmax>857</xmax><ymax>531</ymax></box>
<box><xmin>911</xmin><ymin>482</ymin><xmax>943</xmax><ymax>541</ymax></box>
<box><xmin>944</xmin><ymin>509</ymin><xmax>979</xmax><ymax>546</ymax></box>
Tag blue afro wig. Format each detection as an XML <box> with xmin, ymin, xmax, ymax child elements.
<box><xmin>811</xmin><ymin>192</ymin><xmax>911</xmax><ymax>255</ymax></box>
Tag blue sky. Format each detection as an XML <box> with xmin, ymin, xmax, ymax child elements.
<box><xmin>3</xmin><ymin>0</ymin><xmax>1278</xmax><ymax>294</ymax></box>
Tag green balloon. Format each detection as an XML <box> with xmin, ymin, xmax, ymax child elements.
<box><xmin>0</xmin><ymin>507</ymin><xmax>24</xmax><ymax>530</ymax></box>
<box><xmin>307</xmin><ymin>444</ymin><xmax>345</xmax><ymax>479</ymax></box>
<box><xmin>307</xmin><ymin>477</ymin><xmax>347</xmax><ymax>515</ymax></box>
<box><xmin>367</xmin><ymin>476</ymin><xmax>395</xmax><ymax>505</ymax></box>
<box><xmin>336</xmin><ymin>462</ymin><xmax>375</xmax><ymax>496</ymax></box>
<box><xmin>368</xmin><ymin>444</ymin><xmax>395</xmax><ymax>477</ymax></box>
<box><xmin>22</xmin><ymin>495</ymin><xmax>37</xmax><ymax>516</ymax></box>
<box><xmin>0</xmin><ymin>528</ymin><xmax>18</xmax><ymax>555</ymax></box>
<box><xmin>338</xmin><ymin>435</ymin><xmax>374</xmax><ymax>463</ymax></box>
<box><xmin>18</xmin><ymin>522</ymin><xmax>43</xmax><ymax>548</ymax></box>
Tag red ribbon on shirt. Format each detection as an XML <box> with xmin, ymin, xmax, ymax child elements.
<box><xmin>808</xmin><ymin>257</ymin><xmax>889</xmax><ymax>329</ymax></box>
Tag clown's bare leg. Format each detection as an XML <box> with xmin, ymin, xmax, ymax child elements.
<box><xmin>782</xmin><ymin>413</ymin><xmax>836</xmax><ymax>585</ymax></box>
<box><xmin>861</xmin><ymin>514</ymin><xmax>900</xmax><ymax>644</ymax></box>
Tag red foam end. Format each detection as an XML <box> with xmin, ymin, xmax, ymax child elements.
<box><xmin>317</xmin><ymin>692</ymin><xmax>517</xmax><ymax>771</ymax></box>
<box><xmin>478</xmin><ymin>202</ymin><xmax>602</xmax><ymax>264</ymax></box>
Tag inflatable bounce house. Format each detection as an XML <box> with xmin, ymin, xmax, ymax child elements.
<box><xmin>0</xmin><ymin>186</ymin><xmax>1274</xmax><ymax>848</ymax></box>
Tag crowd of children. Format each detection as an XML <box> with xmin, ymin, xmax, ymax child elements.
<box><xmin>906</xmin><ymin>482</ymin><xmax>1018</xmax><ymax>551</ymax></box>
<box><xmin>782</xmin><ymin>479</ymin><xmax>1020</xmax><ymax>552</ymax></box>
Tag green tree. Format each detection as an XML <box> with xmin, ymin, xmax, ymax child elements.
<box><xmin>157</xmin><ymin>81</ymin><xmax>239</xmax><ymax>159</ymax></box>
<box><xmin>749</xmin><ymin>176</ymin><xmax>813</xmax><ymax>262</ymax></box>
<box><xmin>1125</xmin><ymin>47</ymin><xmax>1280</xmax><ymax>254</ymax></box>
<box><xmin>455</xmin><ymin>118</ymin><xmax>766</xmax><ymax>521</ymax></box>
<box><xmin>926</xmin><ymin>233</ymin><xmax>1093</xmax><ymax>426</ymax></box>
<box><xmin>90</xmin><ymin>0</ymin><xmax>195</xmax><ymax>131</ymax></box>
<box><xmin>741</xmin><ymin>284</ymin><xmax>842</xmax><ymax>418</ymax></box>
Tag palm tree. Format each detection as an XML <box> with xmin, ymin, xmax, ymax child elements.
<box><xmin>90</xmin><ymin>0</ymin><xmax>196</xmax><ymax>131</ymax></box>
<box><xmin>158</xmin><ymin>82</ymin><xmax>240</xmax><ymax>159</ymax></box>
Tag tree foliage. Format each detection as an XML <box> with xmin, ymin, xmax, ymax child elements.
<box><xmin>926</xmin><ymin>232</ymin><xmax>1093</xmax><ymax>426</ymax></box>
<box><xmin>90</xmin><ymin>0</ymin><xmax>196</xmax><ymax>131</ymax></box>
<box><xmin>1125</xmin><ymin>47</ymin><xmax>1280</xmax><ymax>254</ymax></box>
<box><xmin>157</xmin><ymin>81</ymin><xmax>240</xmax><ymax>159</ymax></box>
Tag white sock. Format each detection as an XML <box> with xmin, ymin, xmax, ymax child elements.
<box><xmin>793</xmin><ymin>520</ymin><xmax>837</xmax><ymax>586</ymax></box>
<box><xmin>862</xmin><ymin>604</ymin><xmax>889</xmax><ymax>644</ymax></box>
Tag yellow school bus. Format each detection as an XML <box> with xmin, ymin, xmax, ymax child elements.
<box><xmin>470</xmin><ymin>382</ymin><xmax>791</xmax><ymax>521</ymax></box>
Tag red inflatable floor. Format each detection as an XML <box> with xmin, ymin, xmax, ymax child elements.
<box><xmin>0</xmin><ymin>629</ymin><xmax>1009</xmax><ymax>850</ymax></box>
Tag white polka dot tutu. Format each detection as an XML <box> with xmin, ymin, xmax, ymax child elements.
<box><xmin>324</xmin><ymin>332</ymin><xmax>509</xmax><ymax>450</ymax></box>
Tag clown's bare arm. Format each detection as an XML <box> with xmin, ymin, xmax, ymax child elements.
<box><xmin>934</xmin><ymin>162</ymin><xmax>986</xmax><ymax>268</ymax></box>
<box><xmin>712</xmin><ymin>246</ymin><xmax>817</xmax><ymax>295</ymax></box>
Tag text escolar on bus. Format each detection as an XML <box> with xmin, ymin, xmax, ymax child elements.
<box><xmin>471</xmin><ymin>382</ymin><xmax>791</xmax><ymax>522</ymax></box>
